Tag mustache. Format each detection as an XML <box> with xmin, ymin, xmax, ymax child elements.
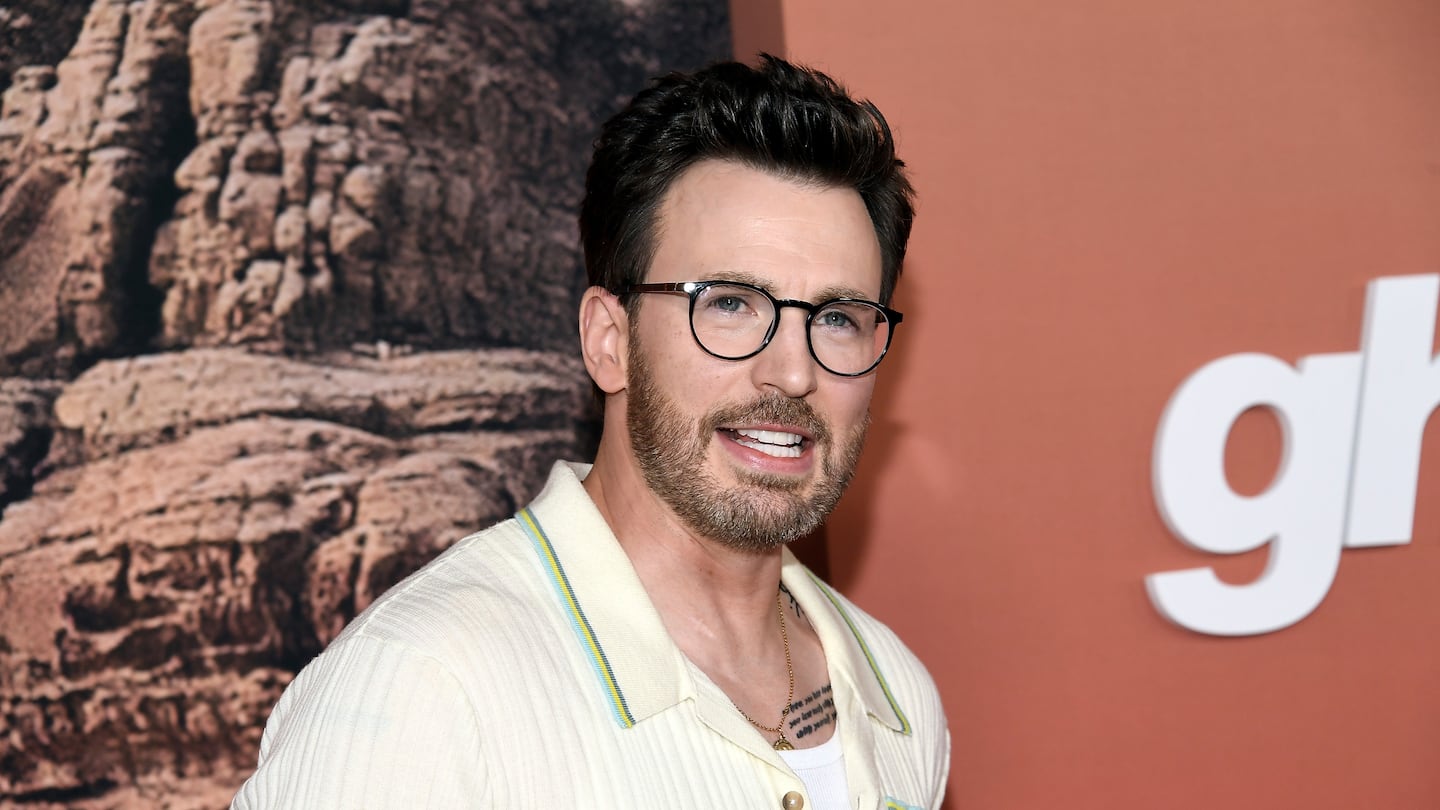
<box><xmin>702</xmin><ymin>394</ymin><xmax>832</xmax><ymax>444</ymax></box>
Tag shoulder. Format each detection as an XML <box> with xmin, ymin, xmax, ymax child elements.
<box><xmin>334</xmin><ymin>515</ymin><xmax>557</xmax><ymax>667</ymax></box>
<box><xmin>235</xmin><ymin>631</ymin><xmax>488</xmax><ymax>808</ymax></box>
<box><xmin>240</xmin><ymin>515</ymin><xmax>567</xmax><ymax>793</ymax></box>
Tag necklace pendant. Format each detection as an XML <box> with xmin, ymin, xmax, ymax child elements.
<box><xmin>773</xmin><ymin>736</ymin><xmax>795</xmax><ymax>751</ymax></box>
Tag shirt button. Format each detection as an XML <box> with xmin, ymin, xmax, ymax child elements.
<box><xmin>781</xmin><ymin>791</ymin><xmax>804</xmax><ymax>810</ymax></box>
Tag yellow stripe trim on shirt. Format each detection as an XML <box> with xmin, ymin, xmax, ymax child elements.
<box><xmin>807</xmin><ymin>571</ymin><xmax>912</xmax><ymax>735</ymax></box>
<box><xmin>518</xmin><ymin>508</ymin><xmax>635</xmax><ymax>728</ymax></box>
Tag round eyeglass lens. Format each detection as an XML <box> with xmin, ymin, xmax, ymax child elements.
<box><xmin>690</xmin><ymin>284</ymin><xmax>775</xmax><ymax>357</ymax></box>
<box><xmin>688</xmin><ymin>283</ymin><xmax>893</xmax><ymax>375</ymax></box>
<box><xmin>811</xmin><ymin>301</ymin><xmax>890</xmax><ymax>375</ymax></box>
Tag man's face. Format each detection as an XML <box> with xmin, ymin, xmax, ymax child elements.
<box><xmin>624</xmin><ymin>160</ymin><xmax>884</xmax><ymax>552</ymax></box>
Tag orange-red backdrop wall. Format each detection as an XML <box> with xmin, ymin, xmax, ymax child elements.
<box><xmin>732</xmin><ymin>1</ymin><xmax>1440</xmax><ymax>807</ymax></box>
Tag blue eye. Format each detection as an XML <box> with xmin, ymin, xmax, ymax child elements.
<box><xmin>817</xmin><ymin>309</ymin><xmax>859</xmax><ymax>330</ymax></box>
<box><xmin>696</xmin><ymin>285</ymin><xmax>767</xmax><ymax>320</ymax></box>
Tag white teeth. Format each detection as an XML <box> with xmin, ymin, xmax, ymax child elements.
<box><xmin>730</xmin><ymin>428</ymin><xmax>804</xmax><ymax>458</ymax></box>
<box><xmin>734</xmin><ymin>428</ymin><xmax>803</xmax><ymax>446</ymax></box>
<box><xmin>733</xmin><ymin>437</ymin><xmax>803</xmax><ymax>458</ymax></box>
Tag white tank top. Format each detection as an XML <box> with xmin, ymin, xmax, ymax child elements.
<box><xmin>777</xmin><ymin>732</ymin><xmax>850</xmax><ymax>810</ymax></box>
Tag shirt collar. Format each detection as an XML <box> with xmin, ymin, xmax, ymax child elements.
<box><xmin>519</xmin><ymin>461</ymin><xmax>910</xmax><ymax>735</ymax></box>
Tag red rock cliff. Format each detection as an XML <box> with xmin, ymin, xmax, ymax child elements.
<box><xmin>0</xmin><ymin>0</ymin><xmax>728</xmax><ymax>806</ymax></box>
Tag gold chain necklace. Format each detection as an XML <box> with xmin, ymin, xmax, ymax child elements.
<box><xmin>733</xmin><ymin>590</ymin><xmax>796</xmax><ymax>751</ymax></box>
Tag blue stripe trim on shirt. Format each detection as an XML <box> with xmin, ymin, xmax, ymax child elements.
<box><xmin>807</xmin><ymin>571</ymin><xmax>912</xmax><ymax>735</ymax></box>
<box><xmin>517</xmin><ymin>508</ymin><xmax>635</xmax><ymax>728</ymax></box>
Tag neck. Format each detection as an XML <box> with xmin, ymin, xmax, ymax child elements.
<box><xmin>583</xmin><ymin>439</ymin><xmax>785</xmax><ymax>655</ymax></box>
<box><xmin>582</xmin><ymin>435</ymin><xmax>833</xmax><ymax>750</ymax></box>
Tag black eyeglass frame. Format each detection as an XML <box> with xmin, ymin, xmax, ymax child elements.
<box><xmin>619</xmin><ymin>280</ymin><xmax>904</xmax><ymax>377</ymax></box>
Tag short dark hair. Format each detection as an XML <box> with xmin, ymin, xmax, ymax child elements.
<box><xmin>580</xmin><ymin>55</ymin><xmax>915</xmax><ymax>306</ymax></box>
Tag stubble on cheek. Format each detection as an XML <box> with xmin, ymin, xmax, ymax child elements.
<box><xmin>624</xmin><ymin>336</ymin><xmax>871</xmax><ymax>551</ymax></box>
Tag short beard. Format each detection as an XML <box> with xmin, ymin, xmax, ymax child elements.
<box><xmin>625</xmin><ymin>336</ymin><xmax>868</xmax><ymax>553</ymax></box>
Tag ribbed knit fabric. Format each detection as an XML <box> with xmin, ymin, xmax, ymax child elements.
<box><xmin>231</xmin><ymin>462</ymin><xmax>950</xmax><ymax>809</ymax></box>
<box><xmin>778</xmin><ymin>732</ymin><xmax>850</xmax><ymax>810</ymax></box>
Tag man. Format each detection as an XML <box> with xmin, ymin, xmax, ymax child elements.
<box><xmin>233</xmin><ymin>55</ymin><xmax>949</xmax><ymax>809</ymax></box>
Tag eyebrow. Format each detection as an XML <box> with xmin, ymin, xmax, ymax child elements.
<box><xmin>703</xmin><ymin>270</ymin><xmax>877</xmax><ymax>303</ymax></box>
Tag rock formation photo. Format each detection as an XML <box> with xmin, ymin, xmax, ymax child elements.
<box><xmin>0</xmin><ymin>0</ymin><xmax>729</xmax><ymax>805</ymax></box>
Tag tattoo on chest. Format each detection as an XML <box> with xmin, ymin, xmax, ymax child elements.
<box><xmin>785</xmin><ymin>683</ymin><xmax>836</xmax><ymax>740</ymax></box>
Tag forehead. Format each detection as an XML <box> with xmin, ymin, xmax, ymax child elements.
<box><xmin>648</xmin><ymin>160</ymin><xmax>883</xmax><ymax>301</ymax></box>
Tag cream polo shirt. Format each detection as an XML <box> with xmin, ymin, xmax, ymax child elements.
<box><xmin>233</xmin><ymin>461</ymin><xmax>950</xmax><ymax>810</ymax></box>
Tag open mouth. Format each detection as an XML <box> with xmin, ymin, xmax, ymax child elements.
<box><xmin>720</xmin><ymin>427</ymin><xmax>807</xmax><ymax>458</ymax></box>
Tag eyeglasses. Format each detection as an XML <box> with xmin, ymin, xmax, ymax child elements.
<box><xmin>620</xmin><ymin>280</ymin><xmax>903</xmax><ymax>377</ymax></box>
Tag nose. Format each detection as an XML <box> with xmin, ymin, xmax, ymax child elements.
<box><xmin>750</xmin><ymin>309</ymin><xmax>819</xmax><ymax>398</ymax></box>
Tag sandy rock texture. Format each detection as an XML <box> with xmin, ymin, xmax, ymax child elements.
<box><xmin>1</xmin><ymin>349</ymin><xmax>590</xmax><ymax>807</ymax></box>
<box><xmin>1</xmin><ymin>0</ymin><xmax>726</xmax><ymax>376</ymax></box>
<box><xmin>0</xmin><ymin>0</ymin><xmax>728</xmax><ymax>805</ymax></box>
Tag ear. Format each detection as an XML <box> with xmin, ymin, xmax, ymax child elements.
<box><xmin>579</xmin><ymin>286</ymin><xmax>629</xmax><ymax>394</ymax></box>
